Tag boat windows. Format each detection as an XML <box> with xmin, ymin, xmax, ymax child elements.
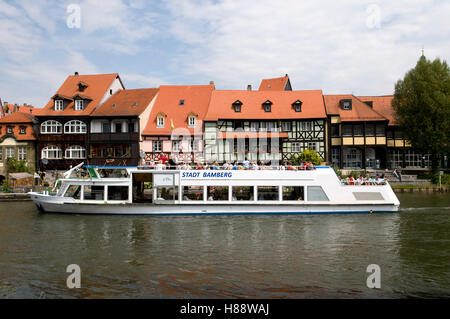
<box><xmin>182</xmin><ymin>186</ymin><xmax>204</xmax><ymax>201</ymax></box>
<box><xmin>282</xmin><ymin>186</ymin><xmax>304</xmax><ymax>201</ymax></box>
<box><xmin>84</xmin><ymin>185</ymin><xmax>105</xmax><ymax>200</ymax></box>
<box><xmin>207</xmin><ymin>186</ymin><xmax>229</xmax><ymax>201</ymax></box>
<box><xmin>307</xmin><ymin>186</ymin><xmax>329</xmax><ymax>201</ymax></box>
<box><xmin>257</xmin><ymin>186</ymin><xmax>279</xmax><ymax>200</ymax></box>
<box><xmin>232</xmin><ymin>186</ymin><xmax>254</xmax><ymax>201</ymax></box>
<box><xmin>156</xmin><ymin>187</ymin><xmax>178</xmax><ymax>201</ymax></box>
<box><xmin>108</xmin><ymin>186</ymin><xmax>129</xmax><ymax>201</ymax></box>
<box><xmin>97</xmin><ymin>168</ymin><xmax>129</xmax><ymax>178</ymax></box>
<box><xmin>64</xmin><ymin>185</ymin><xmax>81</xmax><ymax>199</ymax></box>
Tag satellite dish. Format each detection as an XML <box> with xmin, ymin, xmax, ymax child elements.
<box><xmin>139</xmin><ymin>151</ymin><xmax>146</xmax><ymax>159</ymax></box>
<box><xmin>42</xmin><ymin>158</ymin><xmax>49</xmax><ymax>165</ymax></box>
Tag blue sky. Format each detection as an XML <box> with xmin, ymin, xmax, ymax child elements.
<box><xmin>1</xmin><ymin>0</ymin><xmax>449</xmax><ymax>107</ymax></box>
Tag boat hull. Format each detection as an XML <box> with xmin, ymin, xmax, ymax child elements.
<box><xmin>31</xmin><ymin>198</ymin><xmax>399</xmax><ymax>215</ymax></box>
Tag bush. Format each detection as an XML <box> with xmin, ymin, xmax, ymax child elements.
<box><xmin>430</xmin><ymin>173</ymin><xmax>450</xmax><ymax>185</ymax></box>
<box><xmin>0</xmin><ymin>180</ymin><xmax>11</xmax><ymax>193</ymax></box>
<box><xmin>6</xmin><ymin>158</ymin><xmax>32</xmax><ymax>174</ymax></box>
<box><xmin>291</xmin><ymin>149</ymin><xmax>323</xmax><ymax>166</ymax></box>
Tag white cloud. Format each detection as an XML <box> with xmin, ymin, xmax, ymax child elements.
<box><xmin>164</xmin><ymin>0</ymin><xmax>450</xmax><ymax>95</ymax></box>
<box><xmin>123</xmin><ymin>73</ymin><xmax>168</xmax><ymax>88</ymax></box>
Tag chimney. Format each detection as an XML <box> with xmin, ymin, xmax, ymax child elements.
<box><xmin>74</xmin><ymin>71</ymin><xmax>79</xmax><ymax>75</ymax></box>
<box><xmin>247</xmin><ymin>85</ymin><xmax>252</xmax><ymax>91</ymax></box>
<box><xmin>3</xmin><ymin>101</ymin><xmax>7</xmax><ymax>107</ymax></box>
<box><xmin>209</xmin><ymin>80</ymin><xmax>214</xmax><ymax>85</ymax></box>
<box><xmin>14</xmin><ymin>103</ymin><xmax>19</xmax><ymax>112</ymax></box>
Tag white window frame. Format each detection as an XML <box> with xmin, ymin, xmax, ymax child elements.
<box><xmin>41</xmin><ymin>146</ymin><xmax>62</xmax><ymax>160</ymax></box>
<box><xmin>188</xmin><ymin>117</ymin><xmax>196</xmax><ymax>128</ymax></box>
<box><xmin>6</xmin><ymin>126</ymin><xmax>13</xmax><ymax>134</ymax></box>
<box><xmin>190</xmin><ymin>139</ymin><xmax>199</xmax><ymax>152</ymax></box>
<box><xmin>6</xmin><ymin>147</ymin><xmax>15</xmax><ymax>159</ymax></box>
<box><xmin>157</xmin><ymin>117</ymin><xmax>164</xmax><ymax>128</ymax></box>
<box><xmin>64</xmin><ymin>120</ymin><xmax>87</xmax><ymax>134</ymax></box>
<box><xmin>74</xmin><ymin>100</ymin><xmax>84</xmax><ymax>111</ymax></box>
<box><xmin>281</xmin><ymin>121</ymin><xmax>291</xmax><ymax>132</ymax></box>
<box><xmin>54</xmin><ymin>100</ymin><xmax>64</xmax><ymax>111</ymax></box>
<box><xmin>65</xmin><ymin>145</ymin><xmax>86</xmax><ymax>159</ymax></box>
<box><xmin>292</xmin><ymin>142</ymin><xmax>301</xmax><ymax>153</ymax></box>
<box><xmin>18</xmin><ymin>147</ymin><xmax>27</xmax><ymax>161</ymax></box>
<box><xmin>154</xmin><ymin>141</ymin><xmax>162</xmax><ymax>152</ymax></box>
<box><xmin>301</xmin><ymin>121</ymin><xmax>312</xmax><ymax>131</ymax></box>
<box><xmin>172</xmin><ymin>140</ymin><xmax>181</xmax><ymax>152</ymax></box>
<box><xmin>308</xmin><ymin>142</ymin><xmax>317</xmax><ymax>152</ymax></box>
<box><xmin>41</xmin><ymin>120</ymin><xmax>62</xmax><ymax>134</ymax></box>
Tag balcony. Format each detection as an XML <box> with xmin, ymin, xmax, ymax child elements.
<box><xmin>90</xmin><ymin>132</ymin><xmax>139</xmax><ymax>143</ymax></box>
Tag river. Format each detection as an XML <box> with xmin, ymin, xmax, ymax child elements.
<box><xmin>0</xmin><ymin>192</ymin><xmax>449</xmax><ymax>298</ymax></box>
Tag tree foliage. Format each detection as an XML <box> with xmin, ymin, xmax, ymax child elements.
<box><xmin>392</xmin><ymin>56</ymin><xmax>450</xmax><ymax>172</ymax></box>
<box><xmin>6</xmin><ymin>158</ymin><xmax>32</xmax><ymax>174</ymax></box>
<box><xmin>291</xmin><ymin>149</ymin><xmax>323</xmax><ymax>166</ymax></box>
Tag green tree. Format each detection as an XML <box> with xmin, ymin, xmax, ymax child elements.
<box><xmin>291</xmin><ymin>149</ymin><xmax>323</xmax><ymax>166</ymax></box>
<box><xmin>392</xmin><ymin>55</ymin><xmax>450</xmax><ymax>173</ymax></box>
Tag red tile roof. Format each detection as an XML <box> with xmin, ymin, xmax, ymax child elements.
<box><xmin>91</xmin><ymin>88</ymin><xmax>159</xmax><ymax>117</ymax></box>
<box><xmin>2</xmin><ymin>104</ymin><xmax>33</xmax><ymax>115</ymax></box>
<box><xmin>142</xmin><ymin>85</ymin><xmax>215</xmax><ymax>136</ymax></box>
<box><xmin>204</xmin><ymin>90</ymin><xmax>326</xmax><ymax>121</ymax></box>
<box><xmin>0</xmin><ymin>111</ymin><xmax>34</xmax><ymax>123</ymax></box>
<box><xmin>258</xmin><ymin>75</ymin><xmax>290</xmax><ymax>91</ymax></box>
<box><xmin>0</xmin><ymin>112</ymin><xmax>36</xmax><ymax>140</ymax></box>
<box><xmin>38</xmin><ymin>73</ymin><xmax>122</xmax><ymax>116</ymax></box>
<box><xmin>324</xmin><ymin>95</ymin><xmax>388</xmax><ymax>122</ymax></box>
<box><xmin>357</xmin><ymin>95</ymin><xmax>395</xmax><ymax>125</ymax></box>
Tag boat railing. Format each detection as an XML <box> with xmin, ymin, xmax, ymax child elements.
<box><xmin>136</xmin><ymin>165</ymin><xmax>319</xmax><ymax>171</ymax></box>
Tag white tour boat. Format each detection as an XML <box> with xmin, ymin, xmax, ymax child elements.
<box><xmin>28</xmin><ymin>163</ymin><xmax>400</xmax><ymax>215</ymax></box>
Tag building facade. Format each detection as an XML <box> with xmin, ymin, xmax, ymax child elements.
<box><xmin>89</xmin><ymin>88</ymin><xmax>159</xmax><ymax>166</ymax></box>
<box><xmin>0</xmin><ymin>111</ymin><xmax>37</xmax><ymax>180</ymax></box>
<box><xmin>204</xmin><ymin>89</ymin><xmax>327</xmax><ymax>164</ymax></box>
<box><xmin>141</xmin><ymin>84</ymin><xmax>215</xmax><ymax>164</ymax></box>
<box><xmin>35</xmin><ymin>73</ymin><xmax>124</xmax><ymax>170</ymax></box>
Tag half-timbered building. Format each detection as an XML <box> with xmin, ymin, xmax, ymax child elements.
<box><xmin>204</xmin><ymin>89</ymin><xmax>327</xmax><ymax>164</ymax></box>
<box><xmin>141</xmin><ymin>84</ymin><xmax>215</xmax><ymax>164</ymax></box>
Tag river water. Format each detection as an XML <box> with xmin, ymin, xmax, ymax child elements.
<box><xmin>0</xmin><ymin>192</ymin><xmax>449</xmax><ymax>299</ymax></box>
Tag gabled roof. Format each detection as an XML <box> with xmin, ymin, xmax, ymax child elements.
<box><xmin>91</xmin><ymin>88</ymin><xmax>159</xmax><ymax>117</ymax></box>
<box><xmin>0</xmin><ymin>111</ymin><xmax>34</xmax><ymax>123</ymax></box>
<box><xmin>39</xmin><ymin>73</ymin><xmax>122</xmax><ymax>116</ymax></box>
<box><xmin>324</xmin><ymin>95</ymin><xmax>388</xmax><ymax>122</ymax></box>
<box><xmin>258</xmin><ymin>75</ymin><xmax>291</xmax><ymax>91</ymax></box>
<box><xmin>357</xmin><ymin>95</ymin><xmax>395</xmax><ymax>125</ymax></box>
<box><xmin>204</xmin><ymin>90</ymin><xmax>326</xmax><ymax>121</ymax></box>
<box><xmin>0</xmin><ymin>112</ymin><xmax>36</xmax><ymax>141</ymax></box>
<box><xmin>142</xmin><ymin>85</ymin><xmax>215</xmax><ymax>136</ymax></box>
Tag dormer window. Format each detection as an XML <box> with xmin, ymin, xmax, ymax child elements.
<box><xmin>74</xmin><ymin>100</ymin><xmax>84</xmax><ymax>111</ymax></box>
<box><xmin>7</xmin><ymin>126</ymin><xmax>13</xmax><ymax>134</ymax></box>
<box><xmin>19</xmin><ymin>126</ymin><xmax>26</xmax><ymax>134</ymax></box>
<box><xmin>232</xmin><ymin>100</ymin><xmax>242</xmax><ymax>113</ymax></box>
<box><xmin>54</xmin><ymin>100</ymin><xmax>63</xmax><ymax>111</ymax></box>
<box><xmin>340</xmin><ymin>99</ymin><xmax>352</xmax><ymax>110</ymax></box>
<box><xmin>179</xmin><ymin>99</ymin><xmax>185</xmax><ymax>106</ymax></box>
<box><xmin>188</xmin><ymin>116</ymin><xmax>195</xmax><ymax>128</ymax></box>
<box><xmin>263</xmin><ymin>100</ymin><xmax>272</xmax><ymax>112</ymax></box>
<box><xmin>157</xmin><ymin>117</ymin><xmax>164</xmax><ymax>128</ymax></box>
<box><xmin>292</xmin><ymin>100</ymin><xmax>302</xmax><ymax>112</ymax></box>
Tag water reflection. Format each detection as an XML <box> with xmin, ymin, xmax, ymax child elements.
<box><xmin>0</xmin><ymin>193</ymin><xmax>449</xmax><ymax>298</ymax></box>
